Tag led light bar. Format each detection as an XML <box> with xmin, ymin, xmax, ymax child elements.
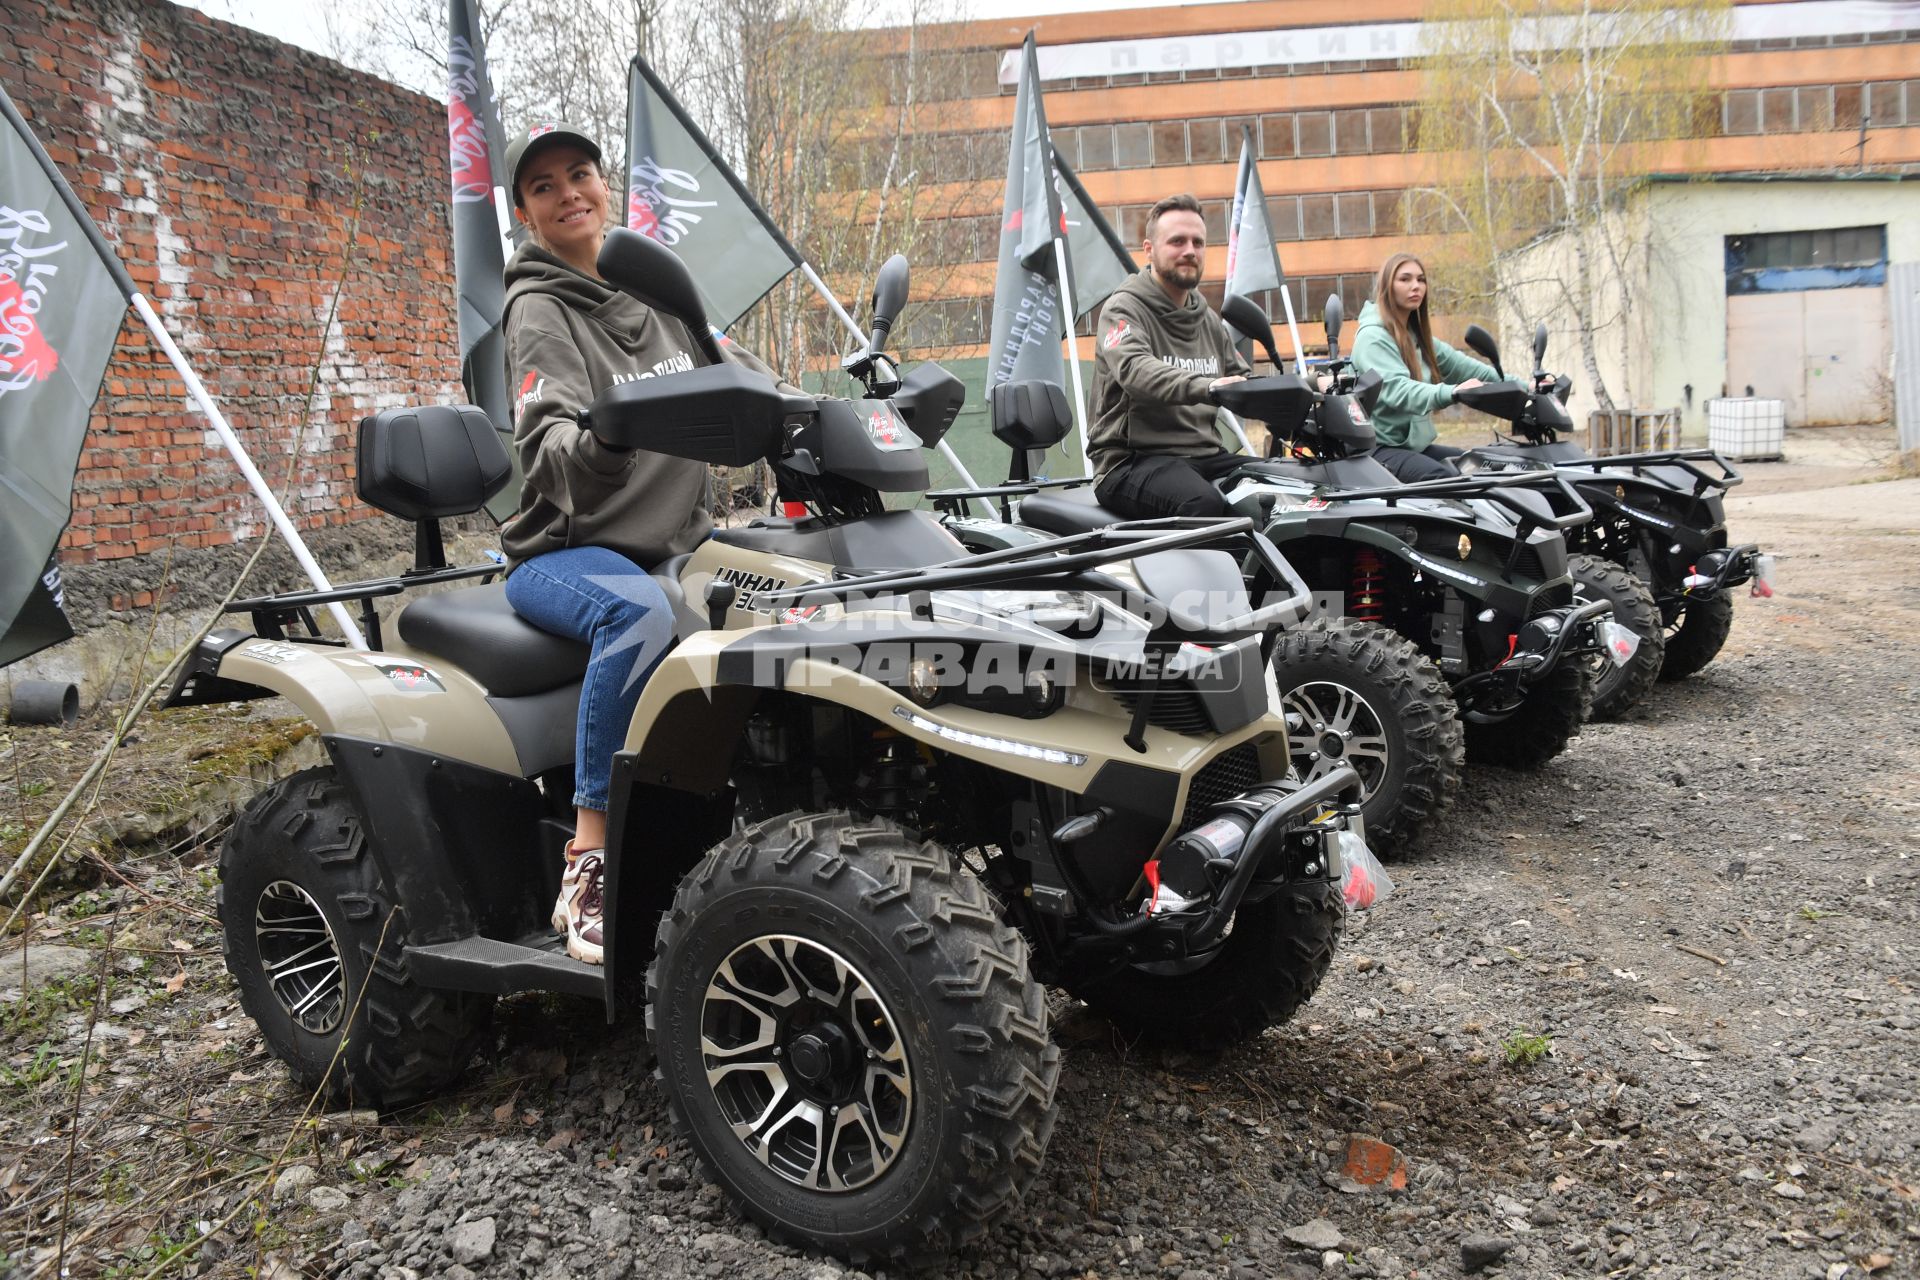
<box><xmin>891</xmin><ymin>707</ymin><xmax>1088</xmax><ymax>766</ymax></box>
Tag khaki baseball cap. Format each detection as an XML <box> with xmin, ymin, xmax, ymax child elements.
<box><xmin>505</xmin><ymin>123</ymin><xmax>603</xmax><ymax>203</ymax></box>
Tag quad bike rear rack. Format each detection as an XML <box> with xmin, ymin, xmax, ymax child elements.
<box><xmin>1283</xmin><ymin>467</ymin><xmax>1594</xmax><ymax>576</ymax></box>
<box><xmin>1462</xmin><ymin>445</ymin><xmax>1745</xmax><ymax>493</ymax></box>
<box><xmin>754</xmin><ymin>515</ymin><xmax>1316</xmax><ymax>642</ymax></box>
<box><xmin>222</xmin><ymin>560</ymin><xmax>501</xmax><ymax>650</ymax></box>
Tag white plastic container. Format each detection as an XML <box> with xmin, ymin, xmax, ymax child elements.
<box><xmin>1707</xmin><ymin>397</ymin><xmax>1785</xmax><ymax>461</ymax></box>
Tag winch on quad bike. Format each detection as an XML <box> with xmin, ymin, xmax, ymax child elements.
<box><xmin>1447</xmin><ymin>322</ymin><xmax>1767</xmax><ymax>692</ymax></box>
<box><xmin>167</xmin><ymin>230</ymin><xmax>1375</xmax><ymax>1265</ymax></box>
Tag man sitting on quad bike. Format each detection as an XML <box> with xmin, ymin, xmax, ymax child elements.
<box><xmin>1086</xmin><ymin>193</ymin><xmax>1253</xmax><ymax>518</ymax></box>
<box><xmin>1348</xmin><ymin>253</ymin><xmax>1499</xmax><ymax>483</ymax></box>
<box><xmin>497</xmin><ymin>123</ymin><xmax>798</xmax><ymax>964</ymax></box>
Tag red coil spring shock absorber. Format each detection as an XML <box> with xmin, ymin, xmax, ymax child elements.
<box><xmin>1350</xmin><ymin>548</ymin><xmax>1387</xmax><ymax>624</ymax></box>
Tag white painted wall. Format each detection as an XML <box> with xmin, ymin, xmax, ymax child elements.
<box><xmin>1499</xmin><ymin>179</ymin><xmax>1920</xmax><ymax>439</ymax></box>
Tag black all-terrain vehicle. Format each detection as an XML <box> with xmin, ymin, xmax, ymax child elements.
<box><xmin>1450</xmin><ymin>323</ymin><xmax>1763</xmax><ymax>689</ymax></box>
<box><xmin>169</xmin><ymin>231</ymin><xmax>1372</xmax><ymax>1263</ymax></box>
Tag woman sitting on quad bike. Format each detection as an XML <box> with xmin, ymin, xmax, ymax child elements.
<box><xmin>498</xmin><ymin>123</ymin><xmax>796</xmax><ymax>964</ymax></box>
<box><xmin>1350</xmin><ymin>253</ymin><xmax>1498</xmax><ymax>483</ymax></box>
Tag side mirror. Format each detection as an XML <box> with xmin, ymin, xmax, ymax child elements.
<box><xmin>598</xmin><ymin>228</ymin><xmax>724</xmax><ymax>364</ymax></box>
<box><xmin>1532</xmin><ymin>322</ymin><xmax>1549</xmax><ymax>372</ymax></box>
<box><xmin>1323</xmin><ymin>294</ymin><xmax>1344</xmax><ymax>360</ymax></box>
<box><xmin>1462</xmin><ymin>323</ymin><xmax>1502</xmax><ymax>377</ymax></box>
<box><xmin>867</xmin><ymin>254</ymin><xmax>911</xmax><ymax>357</ymax></box>
<box><xmin>1221</xmin><ymin>294</ymin><xmax>1282</xmax><ymax>368</ymax></box>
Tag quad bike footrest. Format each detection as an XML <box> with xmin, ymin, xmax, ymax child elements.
<box><xmin>405</xmin><ymin>932</ymin><xmax>605</xmax><ymax>999</ymax></box>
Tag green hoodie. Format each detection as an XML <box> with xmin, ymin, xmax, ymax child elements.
<box><xmin>500</xmin><ymin>242</ymin><xmax>789</xmax><ymax>569</ymax></box>
<box><xmin>1087</xmin><ymin>268</ymin><xmax>1251</xmax><ymax>479</ymax></box>
<box><xmin>1347</xmin><ymin>300</ymin><xmax>1498</xmax><ymax>451</ymax></box>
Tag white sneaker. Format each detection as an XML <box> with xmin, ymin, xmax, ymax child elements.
<box><xmin>551</xmin><ymin>844</ymin><xmax>587</xmax><ymax>935</ymax></box>
<box><xmin>561</xmin><ymin>850</ymin><xmax>605</xmax><ymax>966</ymax></box>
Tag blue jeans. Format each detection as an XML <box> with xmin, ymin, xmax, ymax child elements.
<box><xmin>505</xmin><ymin>546</ymin><xmax>675</xmax><ymax>812</ymax></box>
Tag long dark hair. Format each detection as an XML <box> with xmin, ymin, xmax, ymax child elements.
<box><xmin>1374</xmin><ymin>252</ymin><xmax>1440</xmax><ymax>383</ymax></box>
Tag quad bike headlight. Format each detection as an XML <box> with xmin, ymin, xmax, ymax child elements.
<box><xmin>907</xmin><ymin>657</ymin><xmax>942</xmax><ymax>706</ymax></box>
<box><xmin>1024</xmin><ymin>668</ymin><xmax>1061</xmax><ymax>713</ymax></box>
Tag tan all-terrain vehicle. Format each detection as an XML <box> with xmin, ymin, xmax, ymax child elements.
<box><xmin>166</xmin><ymin>230</ymin><xmax>1369</xmax><ymax>1263</ymax></box>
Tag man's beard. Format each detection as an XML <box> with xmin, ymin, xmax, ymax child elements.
<box><xmin>1158</xmin><ymin>260</ymin><xmax>1202</xmax><ymax>289</ymax></box>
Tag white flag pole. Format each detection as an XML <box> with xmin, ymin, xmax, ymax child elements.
<box><xmin>1051</xmin><ymin>238</ymin><xmax>1092</xmax><ymax>479</ymax></box>
<box><xmin>797</xmin><ymin>260</ymin><xmax>989</xmax><ymax>504</ymax></box>
<box><xmin>1277</xmin><ymin>285</ymin><xmax>1309</xmax><ymax>375</ymax></box>
<box><xmin>129</xmin><ymin>294</ymin><xmax>368</xmax><ymax>649</ymax></box>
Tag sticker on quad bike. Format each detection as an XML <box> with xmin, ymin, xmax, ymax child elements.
<box><xmin>245</xmin><ymin>641</ymin><xmax>307</xmax><ymax>666</ymax></box>
<box><xmin>866</xmin><ymin>406</ymin><xmax>921</xmax><ymax>453</ymax></box>
<box><xmin>362</xmin><ymin>657</ymin><xmax>446</xmax><ymax>692</ymax></box>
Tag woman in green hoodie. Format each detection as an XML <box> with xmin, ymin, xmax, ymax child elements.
<box><xmin>1348</xmin><ymin>253</ymin><xmax>1498</xmax><ymax>482</ymax></box>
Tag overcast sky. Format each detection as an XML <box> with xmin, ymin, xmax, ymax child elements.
<box><xmin>174</xmin><ymin>0</ymin><xmax>1220</xmax><ymax>82</ymax></box>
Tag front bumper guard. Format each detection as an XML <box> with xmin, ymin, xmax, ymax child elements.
<box><xmin>1680</xmin><ymin>543</ymin><xmax>1761</xmax><ymax>599</ymax></box>
<box><xmin>1451</xmin><ymin>598</ymin><xmax>1613</xmax><ymax>719</ymax></box>
<box><xmin>1079</xmin><ymin>765</ymin><xmax>1363</xmax><ymax>959</ymax></box>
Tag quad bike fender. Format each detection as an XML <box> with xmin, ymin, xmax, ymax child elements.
<box><xmin>623</xmin><ymin>629</ymin><xmax>1291</xmax><ymax>831</ymax></box>
<box><xmin>1263</xmin><ymin>517</ymin><xmax>1548</xmax><ymax>618</ymax></box>
<box><xmin>1576</xmin><ymin>474</ymin><xmax>1725</xmax><ymax>551</ymax></box>
<box><xmin>182</xmin><ymin>630</ymin><xmax>521</xmax><ymax>775</ymax></box>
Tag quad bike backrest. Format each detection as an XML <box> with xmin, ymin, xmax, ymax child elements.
<box><xmin>356</xmin><ymin>404</ymin><xmax>511</xmax><ymax>571</ymax></box>
<box><xmin>990</xmin><ymin>379</ymin><xmax>1072</xmax><ymax>483</ymax></box>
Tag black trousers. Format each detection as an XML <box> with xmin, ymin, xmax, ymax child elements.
<box><xmin>1095</xmin><ymin>451</ymin><xmax>1245</xmax><ymax>520</ymax></box>
<box><xmin>1373</xmin><ymin>443</ymin><xmax>1464</xmax><ymax>483</ymax></box>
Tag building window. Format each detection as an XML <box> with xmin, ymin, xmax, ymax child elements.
<box><xmin>1724</xmin><ymin>224</ymin><xmax>1887</xmax><ymax>293</ymax></box>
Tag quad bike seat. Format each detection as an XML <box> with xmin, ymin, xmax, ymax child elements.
<box><xmin>1474</xmin><ymin>441</ymin><xmax>1588</xmax><ymax>465</ymax></box>
<box><xmin>398</xmin><ymin>552</ymin><xmax>692</xmax><ymax>697</ymax></box>
<box><xmin>1019</xmin><ymin>488</ymin><xmax>1122</xmax><ymax>536</ymax></box>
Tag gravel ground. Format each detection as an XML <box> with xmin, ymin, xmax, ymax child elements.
<box><xmin>4</xmin><ymin>439</ymin><xmax>1915</xmax><ymax>1279</ymax></box>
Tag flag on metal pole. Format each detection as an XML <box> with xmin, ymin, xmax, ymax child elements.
<box><xmin>625</xmin><ymin>57</ymin><xmax>803</xmax><ymax>331</ymax></box>
<box><xmin>1053</xmin><ymin>152</ymin><xmax>1135</xmax><ymax>321</ymax></box>
<box><xmin>446</xmin><ymin>0</ymin><xmax>518</xmax><ymax>520</ymax></box>
<box><xmin>987</xmin><ymin>33</ymin><xmax>1092</xmax><ymax>470</ymax></box>
<box><xmin>0</xmin><ymin>80</ymin><xmax>365</xmax><ymax>652</ymax></box>
<box><xmin>1224</xmin><ymin>125</ymin><xmax>1304</xmax><ymax>369</ymax></box>
<box><xmin>0</xmin><ymin>87</ymin><xmax>132</xmax><ymax>666</ymax></box>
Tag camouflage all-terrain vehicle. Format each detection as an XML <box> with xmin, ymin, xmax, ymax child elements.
<box><xmin>168</xmin><ymin>231</ymin><xmax>1371</xmax><ymax>1263</ymax></box>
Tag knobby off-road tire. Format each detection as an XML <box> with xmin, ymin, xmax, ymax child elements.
<box><xmin>1659</xmin><ymin>592</ymin><xmax>1736</xmax><ymax>681</ymax></box>
<box><xmin>1068</xmin><ymin>877</ymin><xmax>1344</xmax><ymax>1051</ymax></box>
<box><xmin>1568</xmin><ymin>553</ymin><xmax>1665</xmax><ymax>720</ymax></box>
<box><xmin>219</xmin><ymin>767</ymin><xmax>493</xmax><ymax>1110</ymax></box>
<box><xmin>647</xmin><ymin>812</ymin><xmax>1059</xmax><ymax>1265</ymax></box>
<box><xmin>1463</xmin><ymin>659</ymin><xmax>1593</xmax><ymax>770</ymax></box>
<box><xmin>1272</xmin><ymin>618</ymin><xmax>1464</xmax><ymax>859</ymax></box>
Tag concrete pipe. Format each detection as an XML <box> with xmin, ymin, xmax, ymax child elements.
<box><xmin>8</xmin><ymin>680</ymin><xmax>80</xmax><ymax>726</ymax></box>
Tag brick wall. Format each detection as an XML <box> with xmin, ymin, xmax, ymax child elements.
<box><xmin>1</xmin><ymin>0</ymin><xmax>463</xmax><ymax>617</ymax></box>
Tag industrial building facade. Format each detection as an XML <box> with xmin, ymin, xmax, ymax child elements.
<box><xmin>897</xmin><ymin>0</ymin><xmax>1920</xmax><ymax>442</ymax></box>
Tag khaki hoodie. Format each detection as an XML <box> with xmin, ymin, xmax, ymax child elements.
<box><xmin>500</xmin><ymin>242</ymin><xmax>788</xmax><ymax>568</ymax></box>
<box><xmin>1086</xmin><ymin>268</ymin><xmax>1250</xmax><ymax>479</ymax></box>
